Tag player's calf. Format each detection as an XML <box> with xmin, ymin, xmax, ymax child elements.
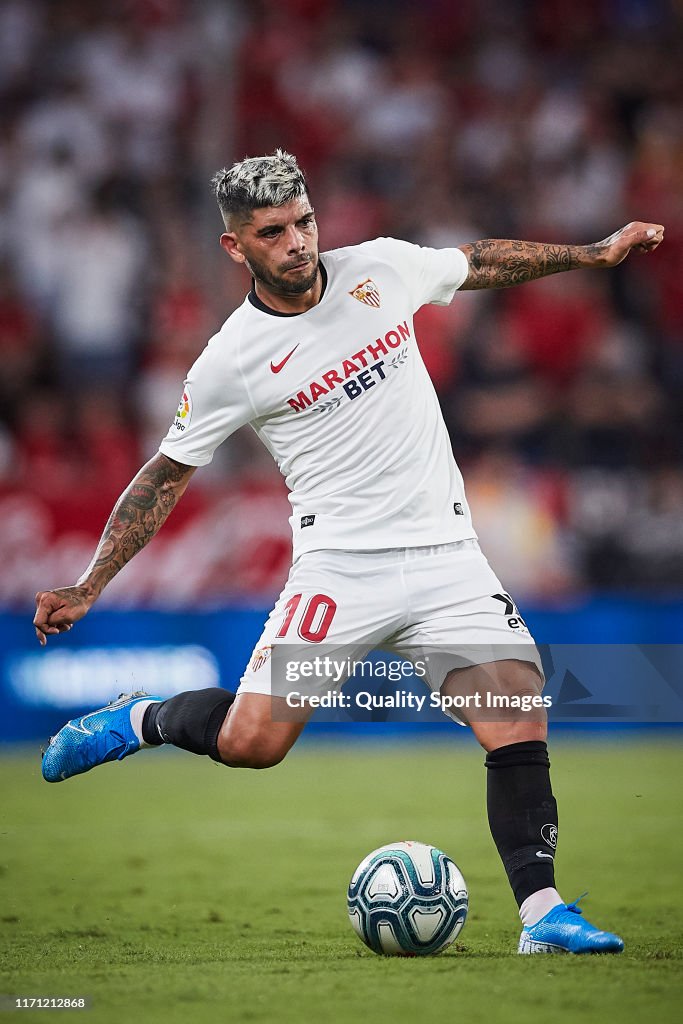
<box><xmin>141</xmin><ymin>689</ymin><xmax>305</xmax><ymax>768</ymax></box>
<box><xmin>485</xmin><ymin>739</ymin><xmax>558</xmax><ymax>906</ymax></box>
<box><xmin>142</xmin><ymin>686</ymin><xmax>235</xmax><ymax>760</ymax></box>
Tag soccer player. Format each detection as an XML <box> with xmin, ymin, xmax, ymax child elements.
<box><xmin>35</xmin><ymin>150</ymin><xmax>664</xmax><ymax>955</ymax></box>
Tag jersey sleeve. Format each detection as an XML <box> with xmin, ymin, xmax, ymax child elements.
<box><xmin>158</xmin><ymin>334</ymin><xmax>253</xmax><ymax>467</ymax></box>
<box><xmin>360</xmin><ymin>237</ymin><xmax>469</xmax><ymax>310</ymax></box>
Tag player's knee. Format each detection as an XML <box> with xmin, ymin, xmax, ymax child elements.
<box><xmin>473</xmin><ymin>717</ymin><xmax>548</xmax><ymax>753</ymax></box>
<box><xmin>217</xmin><ymin>732</ymin><xmax>287</xmax><ymax>770</ymax></box>
<box><xmin>224</xmin><ymin>750</ymin><xmax>286</xmax><ymax>770</ymax></box>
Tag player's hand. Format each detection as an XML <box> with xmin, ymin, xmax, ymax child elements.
<box><xmin>591</xmin><ymin>221</ymin><xmax>665</xmax><ymax>267</ymax></box>
<box><xmin>33</xmin><ymin>586</ymin><xmax>95</xmax><ymax>646</ymax></box>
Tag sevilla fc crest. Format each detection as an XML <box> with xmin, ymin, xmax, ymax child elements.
<box><xmin>349</xmin><ymin>278</ymin><xmax>381</xmax><ymax>308</ymax></box>
<box><xmin>250</xmin><ymin>646</ymin><xmax>272</xmax><ymax>672</ymax></box>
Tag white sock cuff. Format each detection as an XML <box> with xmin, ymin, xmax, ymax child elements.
<box><xmin>130</xmin><ymin>699</ymin><xmax>161</xmax><ymax>747</ymax></box>
<box><xmin>520</xmin><ymin>887</ymin><xmax>563</xmax><ymax>928</ymax></box>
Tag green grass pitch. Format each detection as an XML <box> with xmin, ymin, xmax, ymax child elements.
<box><xmin>1</xmin><ymin>734</ymin><xmax>681</xmax><ymax>1024</ymax></box>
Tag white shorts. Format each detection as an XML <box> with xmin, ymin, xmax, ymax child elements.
<box><xmin>238</xmin><ymin>541</ymin><xmax>544</xmax><ymax>709</ymax></box>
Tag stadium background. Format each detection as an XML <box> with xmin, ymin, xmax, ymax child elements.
<box><xmin>1</xmin><ymin>0</ymin><xmax>682</xmax><ymax>738</ymax></box>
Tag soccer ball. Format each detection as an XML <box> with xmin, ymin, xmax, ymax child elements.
<box><xmin>347</xmin><ymin>840</ymin><xmax>468</xmax><ymax>956</ymax></box>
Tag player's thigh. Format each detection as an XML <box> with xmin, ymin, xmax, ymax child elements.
<box><xmin>440</xmin><ymin>658</ymin><xmax>547</xmax><ymax>750</ymax></box>
<box><xmin>216</xmin><ymin>692</ymin><xmax>310</xmax><ymax>769</ymax></box>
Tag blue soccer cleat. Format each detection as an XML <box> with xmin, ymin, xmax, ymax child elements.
<box><xmin>518</xmin><ymin>895</ymin><xmax>624</xmax><ymax>954</ymax></box>
<box><xmin>41</xmin><ymin>691</ymin><xmax>162</xmax><ymax>783</ymax></box>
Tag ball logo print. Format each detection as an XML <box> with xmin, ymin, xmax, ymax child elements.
<box><xmin>541</xmin><ymin>824</ymin><xmax>558</xmax><ymax>849</ymax></box>
<box><xmin>347</xmin><ymin>841</ymin><xmax>468</xmax><ymax>956</ymax></box>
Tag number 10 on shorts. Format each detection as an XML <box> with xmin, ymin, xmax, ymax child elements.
<box><xmin>276</xmin><ymin>593</ymin><xmax>337</xmax><ymax>643</ymax></box>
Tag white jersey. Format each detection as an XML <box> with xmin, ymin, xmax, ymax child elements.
<box><xmin>159</xmin><ymin>237</ymin><xmax>476</xmax><ymax>558</ymax></box>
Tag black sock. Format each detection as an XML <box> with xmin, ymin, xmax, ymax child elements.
<box><xmin>485</xmin><ymin>740</ymin><xmax>558</xmax><ymax>906</ymax></box>
<box><xmin>142</xmin><ymin>688</ymin><xmax>235</xmax><ymax>762</ymax></box>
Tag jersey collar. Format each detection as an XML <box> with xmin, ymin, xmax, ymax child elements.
<box><xmin>248</xmin><ymin>259</ymin><xmax>328</xmax><ymax>317</ymax></box>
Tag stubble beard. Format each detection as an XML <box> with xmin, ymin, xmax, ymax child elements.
<box><xmin>247</xmin><ymin>253</ymin><xmax>320</xmax><ymax>296</ymax></box>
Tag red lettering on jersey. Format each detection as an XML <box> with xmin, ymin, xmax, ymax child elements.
<box><xmin>287</xmin><ymin>322</ymin><xmax>412</xmax><ymax>413</ymax></box>
<box><xmin>288</xmin><ymin>391</ymin><xmax>312</xmax><ymax>413</ymax></box>
<box><xmin>322</xmin><ymin>370</ymin><xmax>342</xmax><ymax>390</ymax></box>
<box><xmin>367</xmin><ymin>337</ymin><xmax>388</xmax><ymax>361</ymax></box>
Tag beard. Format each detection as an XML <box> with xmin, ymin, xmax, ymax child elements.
<box><xmin>246</xmin><ymin>251</ymin><xmax>320</xmax><ymax>296</ymax></box>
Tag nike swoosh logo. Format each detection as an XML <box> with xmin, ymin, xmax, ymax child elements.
<box><xmin>535</xmin><ymin>851</ymin><xmax>554</xmax><ymax>859</ymax></box>
<box><xmin>270</xmin><ymin>344</ymin><xmax>300</xmax><ymax>373</ymax></box>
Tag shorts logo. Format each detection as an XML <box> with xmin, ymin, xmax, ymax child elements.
<box><xmin>541</xmin><ymin>823</ymin><xmax>558</xmax><ymax>849</ymax></box>
<box><xmin>301</xmin><ymin>515</ymin><xmax>316</xmax><ymax>528</ymax></box>
<box><xmin>349</xmin><ymin>278</ymin><xmax>381</xmax><ymax>308</ymax></box>
<box><xmin>453</xmin><ymin>502</ymin><xmax>464</xmax><ymax>515</ymax></box>
<box><xmin>491</xmin><ymin>592</ymin><xmax>530</xmax><ymax>634</ymax></box>
<box><xmin>173</xmin><ymin>387</ymin><xmax>192</xmax><ymax>432</ymax></box>
<box><xmin>250</xmin><ymin>645</ymin><xmax>272</xmax><ymax>672</ymax></box>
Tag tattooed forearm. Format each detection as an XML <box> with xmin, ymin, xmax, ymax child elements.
<box><xmin>76</xmin><ymin>453</ymin><xmax>196</xmax><ymax>599</ymax></box>
<box><xmin>458</xmin><ymin>239</ymin><xmax>603</xmax><ymax>290</ymax></box>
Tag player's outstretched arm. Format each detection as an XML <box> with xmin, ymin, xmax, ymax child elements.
<box><xmin>33</xmin><ymin>453</ymin><xmax>196</xmax><ymax>645</ymax></box>
<box><xmin>458</xmin><ymin>221</ymin><xmax>664</xmax><ymax>290</ymax></box>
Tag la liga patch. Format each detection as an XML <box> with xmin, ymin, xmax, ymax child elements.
<box><xmin>173</xmin><ymin>386</ymin><xmax>193</xmax><ymax>432</ymax></box>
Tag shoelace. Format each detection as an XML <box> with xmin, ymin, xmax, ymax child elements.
<box><xmin>565</xmin><ymin>891</ymin><xmax>589</xmax><ymax>915</ymax></box>
<box><xmin>111</xmin><ymin>690</ymin><xmax>148</xmax><ymax>705</ymax></box>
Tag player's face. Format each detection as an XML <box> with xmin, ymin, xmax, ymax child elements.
<box><xmin>221</xmin><ymin>196</ymin><xmax>320</xmax><ymax>297</ymax></box>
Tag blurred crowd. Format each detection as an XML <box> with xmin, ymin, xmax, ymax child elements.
<box><xmin>1</xmin><ymin>0</ymin><xmax>682</xmax><ymax>602</ymax></box>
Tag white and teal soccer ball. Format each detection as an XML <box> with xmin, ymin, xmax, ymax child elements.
<box><xmin>347</xmin><ymin>841</ymin><xmax>468</xmax><ymax>956</ymax></box>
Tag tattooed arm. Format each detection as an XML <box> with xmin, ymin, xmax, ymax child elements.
<box><xmin>33</xmin><ymin>453</ymin><xmax>196</xmax><ymax>645</ymax></box>
<box><xmin>458</xmin><ymin>221</ymin><xmax>664</xmax><ymax>290</ymax></box>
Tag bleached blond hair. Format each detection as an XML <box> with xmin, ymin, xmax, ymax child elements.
<box><xmin>211</xmin><ymin>149</ymin><xmax>309</xmax><ymax>228</ymax></box>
